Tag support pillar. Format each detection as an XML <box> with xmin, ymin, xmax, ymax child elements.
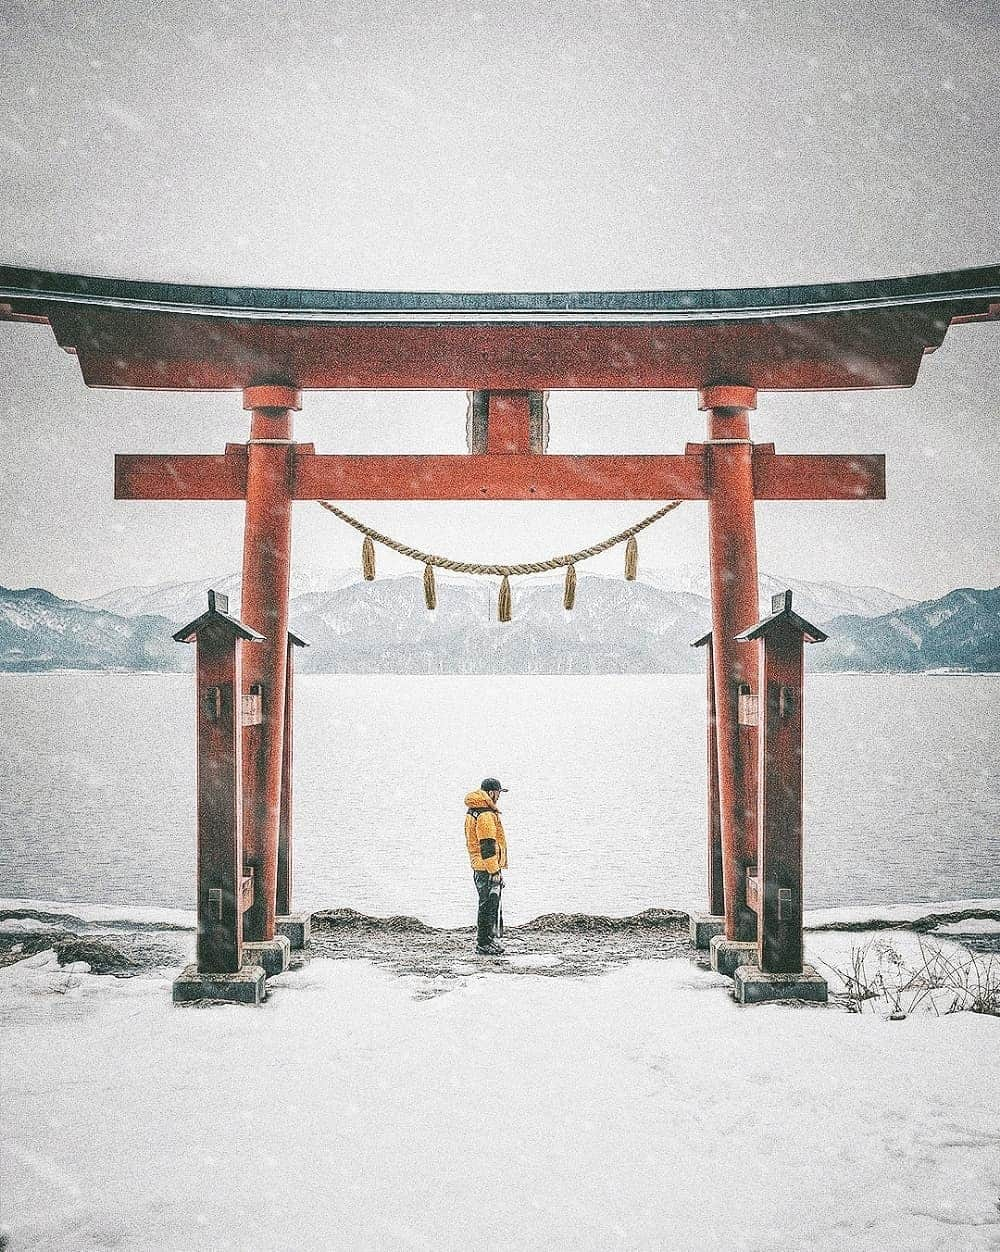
<box><xmin>701</xmin><ymin>385</ymin><xmax>760</xmax><ymax>942</ymax></box>
<box><xmin>736</xmin><ymin>591</ymin><xmax>827</xmax><ymax>975</ymax></box>
<box><xmin>689</xmin><ymin>630</ymin><xmax>725</xmax><ymax>949</ymax></box>
<box><xmin>731</xmin><ymin>592</ymin><xmax>828</xmax><ymax>1004</ymax></box>
<box><xmin>241</xmin><ymin>384</ymin><xmax>299</xmax><ymax>942</ymax></box>
<box><xmin>693</xmin><ymin>631</ymin><xmax>725</xmax><ymax>914</ymax></box>
<box><xmin>171</xmin><ymin>591</ymin><xmax>267</xmax><ymax>1004</ymax></box>
<box><xmin>467</xmin><ymin>390</ymin><xmax>549</xmax><ymax>454</ymax></box>
<box><xmin>276</xmin><ymin>630</ymin><xmax>310</xmax><ymax>949</ymax></box>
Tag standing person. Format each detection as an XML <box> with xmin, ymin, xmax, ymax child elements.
<box><xmin>464</xmin><ymin>777</ymin><xmax>508</xmax><ymax>956</ymax></box>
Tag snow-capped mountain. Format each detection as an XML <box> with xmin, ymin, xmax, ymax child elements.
<box><xmin>83</xmin><ymin>569</ymin><xmax>343</xmax><ymax>624</ymax></box>
<box><xmin>289</xmin><ymin>572</ymin><xmax>712</xmax><ymax>674</ymax></box>
<box><xmin>815</xmin><ymin>587</ymin><xmax>1000</xmax><ymax>673</ymax></box>
<box><xmin>643</xmin><ymin>563</ymin><xmax>915</xmax><ymax>623</ymax></box>
<box><xmin>3</xmin><ymin>577</ymin><xmax>996</xmax><ymax>674</ymax></box>
<box><xmin>87</xmin><ymin>566</ymin><xmax>915</xmax><ymax>628</ymax></box>
<box><xmin>0</xmin><ymin>586</ymin><xmax>182</xmax><ymax>672</ymax></box>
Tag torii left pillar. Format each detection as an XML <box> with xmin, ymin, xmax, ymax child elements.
<box><xmin>240</xmin><ymin>384</ymin><xmax>299</xmax><ymax>945</ymax></box>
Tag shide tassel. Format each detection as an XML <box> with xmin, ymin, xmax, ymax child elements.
<box><xmin>423</xmin><ymin>563</ymin><xmax>437</xmax><ymax>610</ymax></box>
<box><xmin>563</xmin><ymin>563</ymin><xmax>577</xmax><ymax>610</ymax></box>
<box><xmin>498</xmin><ymin>574</ymin><xmax>512</xmax><ymax>623</ymax></box>
<box><xmin>624</xmin><ymin>535</ymin><xmax>638</xmax><ymax>581</ymax></box>
<box><xmin>362</xmin><ymin>535</ymin><xmax>376</xmax><ymax>581</ymax></box>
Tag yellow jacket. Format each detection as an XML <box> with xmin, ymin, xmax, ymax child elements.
<box><xmin>464</xmin><ymin>789</ymin><xmax>508</xmax><ymax>874</ymax></box>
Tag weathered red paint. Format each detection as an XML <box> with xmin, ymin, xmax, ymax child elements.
<box><xmin>276</xmin><ymin>631</ymin><xmax>307</xmax><ymax>918</ymax></box>
<box><xmin>751</xmin><ymin>450</ymin><xmax>886</xmax><ymax>500</ymax></box>
<box><xmin>114</xmin><ymin>450</ymin><xmax>249</xmax><ymax>501</ymax></box>
<box><xmin>240</xmin><ymin>387</ymin><xmax>298</xmax><ymax>942</ymax></box>
<box><xmin>693</xmin><ymin>632</ymin><xmax>724</xmax><ymax>916</ymax></box>
<box><xmin>300</xmin><ymin>451</ymin><xmax>711</xmax><ymax>500</ymax></box>
<box><xmin>44</xmin><ymin>304</ymin><xmax>951</xmax><ymax>391</ymax></box>
<box><xmin>114</xmin><ymin>447</ymin><xmax>885</xmax><ymax>503</ymax></box>
<box><xmin>485</xmin><ymin>391</ymin><xmax>534</xmax><ymax>454</ymax></box>
<box><xmin>703</xmin><ymin>387</ymin><xmax>761</xmax><ymax>942</ymax></box>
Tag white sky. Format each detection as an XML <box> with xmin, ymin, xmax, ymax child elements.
<box><xmin>1</xmin><ymin>0</ymin><xmax>998</xmax><ymax>601</ymax></box>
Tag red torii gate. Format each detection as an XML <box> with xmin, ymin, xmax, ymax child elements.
<box><xmin>117</xmin><ymin>381</ymin><xmax>882</xmax><ymax>959</ymax></box>
<box><xmin>2</xmin><ymin>264</ymin><xmax>997</xmax><ymax>999</ymax></box>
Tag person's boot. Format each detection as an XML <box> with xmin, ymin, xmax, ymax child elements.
<box><xmin>477</xmin><ymin>892</ymin><xmax>504</xmax><ymax>954</ymax></box>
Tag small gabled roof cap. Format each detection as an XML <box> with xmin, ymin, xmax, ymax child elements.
<box><xmin>691</xmin><ymin>629</ymin><xmax>713</xmax><ymax>648</ymax></box>
<box><xmin>287</xmin><ymin>629</ymin><xmax>309</xmax><ymax>648</ymax></box>
<box><xmin>735</xmin><ymin>590</ymin><xmax>827</xmax><ymax>644</ymax></box>
<box><xmin>173</xmin><ymin>589</ymin><xmax>265</xmax><ymax>644</ymax></box>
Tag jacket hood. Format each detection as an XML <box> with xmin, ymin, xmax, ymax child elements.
<box><xmin>465</xmin><ymin>789</ymin><xmax>497</xmax><ymax>810</ymax></box>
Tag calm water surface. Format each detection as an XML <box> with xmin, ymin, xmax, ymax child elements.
<box><xmin>1</xmin><ymin>673</ymin><xmax>997</xmax><ymax>925</ymax></box>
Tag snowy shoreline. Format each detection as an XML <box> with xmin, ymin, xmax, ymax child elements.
<box><xmin>3</xmin><ymin>667</ymin><xmax>1000</xmax><ymax>677</ymax></box>
<box><xmin>3</xmin><ymin>894</ymin><xmax>1000</xmax><ymax>935</ymax></box>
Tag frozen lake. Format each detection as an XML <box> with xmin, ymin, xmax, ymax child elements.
<box><xmin>1</xmin><ymin>673</ymin><xmax>997</xmax><ymax>926</ymax></box>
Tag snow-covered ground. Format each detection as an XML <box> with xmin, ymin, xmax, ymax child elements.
<box><xmin>2</xmin><ymin>936</ymin><xmax>998</xmax><ymax>1251</ymax></box>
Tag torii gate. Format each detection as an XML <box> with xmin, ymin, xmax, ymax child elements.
<box><xmin>2</xmin><ymin>264</ymin><xmax>997</xmax><ymax>997</ymax></box>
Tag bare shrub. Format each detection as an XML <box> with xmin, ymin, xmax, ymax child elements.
<box><xmin>817</xmin><ymin>936</ymin><xmax>1000</xmax><ymax>1018</ymax></box>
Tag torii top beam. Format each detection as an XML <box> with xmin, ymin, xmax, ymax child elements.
<box><xmin>1</xmin><ymin>264</ymin><xmax>997</xmax><ymax>392</ymax></box>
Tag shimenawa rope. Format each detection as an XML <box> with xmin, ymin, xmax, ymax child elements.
<box><xmin>318</xmin><ymin>499</ymin><xmax>681</xmax><ymax>575</ymax></box>
<box><xmin>316</xmin><ymin>498</ymin><xmax>682</xmax><ymax>619</ymax></box>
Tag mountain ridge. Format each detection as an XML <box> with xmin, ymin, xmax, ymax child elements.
<box><xmin>1</xmin><ymin>574</ymin><xmax>996</xmax><ymax>674</ymax></box>
<box><xmin>84</xmin><ymin>565</ymin><xmax>914</xmax><ymax>629</ymax></box>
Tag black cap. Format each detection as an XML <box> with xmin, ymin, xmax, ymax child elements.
<box><xmin>481</xmin><ymin>777</ymin><xmax>508</xmax><ymax>793</ymax></box>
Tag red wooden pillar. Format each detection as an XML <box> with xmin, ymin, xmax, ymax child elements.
<box><xmin>276</xmin><ymin>630</ymin><xmax>308</xmax><ymax>918</ymax></box>
<box><xmin>486</xmin><ymin>391</ymin><xmax>533</xmax><ymax>453</ymax></box>
<box><xmin>173</xmin><ymin>591</ymin><xmax>263</xmax><ymax>973</ymax></box>
<box><xmin>467</xmin><ymin>390</ymin><xmax>548</xmax><ymax>454</ymax></box>
<box><xmin>692</xmin><ymin>631</ymin><xmax>724</xmax><ymax>915</ymax></box>
<box><xmin>241</xmin><ymin>384</ymin><xmax>299</xmax><ymax>942</ymax></box>
<box><xmin>737</xmin><ymin>592</ymin><xmax>827</xmax><ymax>973</ymax></box>
<box><xmin>701</xmin><ymin>384</ymin><xmax>760</xmax><ymax>942</ymax></box>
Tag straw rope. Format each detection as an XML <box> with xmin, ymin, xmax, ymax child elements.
<box><xmin>316</xmin><ymin>499</ymin><xmax>682</xmax><ymax>577</ymax></box>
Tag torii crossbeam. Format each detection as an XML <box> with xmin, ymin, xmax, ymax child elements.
<box><xmin>2</xmin><ymin>264</ymin><xmax>997</xmax><ymax>961</ymax></box>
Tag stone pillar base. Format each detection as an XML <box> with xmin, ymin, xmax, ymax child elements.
<box><xmin>172</xmin><ymin>964</ymin><xmax>266</xmax><ymax>1005</ymax></box>
<box><xmin>710</xmin><ymin>936</ymin><xmax>758</xmax><ymax>978</ymax></box>
<box><xmin>733</xmin><ymin>963</ymin><xmax>828</xmax><ymax>1005</ymax></box>
<box><xmin>275</xmin><ymin>913</ymin><xmax>311</xmax><ymax>950</ymax></box>
<box><xmin>243</xmin><ymin>935</ymin><xmax>290</xmax><ymax>978</ymax></box>
<box><xmin>689</xmin><ymin>913</ymin><xmax>726</xmax><ymax>950</ymax></box>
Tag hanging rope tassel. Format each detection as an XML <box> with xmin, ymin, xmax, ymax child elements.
<box><xmin>563</xmin><ymin>563</ymin><xmax>577</xmax><ymax>610</ymax></box>
<box><xmin>423</xmin><ymin>562</ymin><xmax>437</xmax><ymax>610</ymax></box>
<box><xmin>498</xmin><ymin>575</ymin><xmax>512</xmax><ymax>622</ymax></box>
<box><xmin>362</xmin><ymin>535</ymin><xmax>376</xmax><ymax>581</ymax></box>
<box><xmin>624</xmin><ymin>535</ymin><xmax>638</xmax><ymax>581</ymax></box>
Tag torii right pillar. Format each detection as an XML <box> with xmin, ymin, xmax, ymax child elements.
<box><xmin>701</xmin><ymin>385</ymin><xmax>761</xmax><ymax>944</ymax></box>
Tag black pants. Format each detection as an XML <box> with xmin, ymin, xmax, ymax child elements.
<box><xmin>473</xmin><ymin>870</ymin><xmax>503</xmax><ymax>947</ymax></box>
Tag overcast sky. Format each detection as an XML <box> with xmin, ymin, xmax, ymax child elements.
<box><xmin>1</xmin><ymin>0</ymin><xmax>998</xmax><ymax>602</ymax></box>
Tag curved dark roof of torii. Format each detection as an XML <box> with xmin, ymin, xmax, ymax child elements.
<box><xmin>2</xmin><ymin>263</ymin><xmax>999</xmax><ymax>321</ymax></box>
<box><xmin>0</xmin><ymin>263</ymin><xmax>997</xmax><ymax>391</ymax></box>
